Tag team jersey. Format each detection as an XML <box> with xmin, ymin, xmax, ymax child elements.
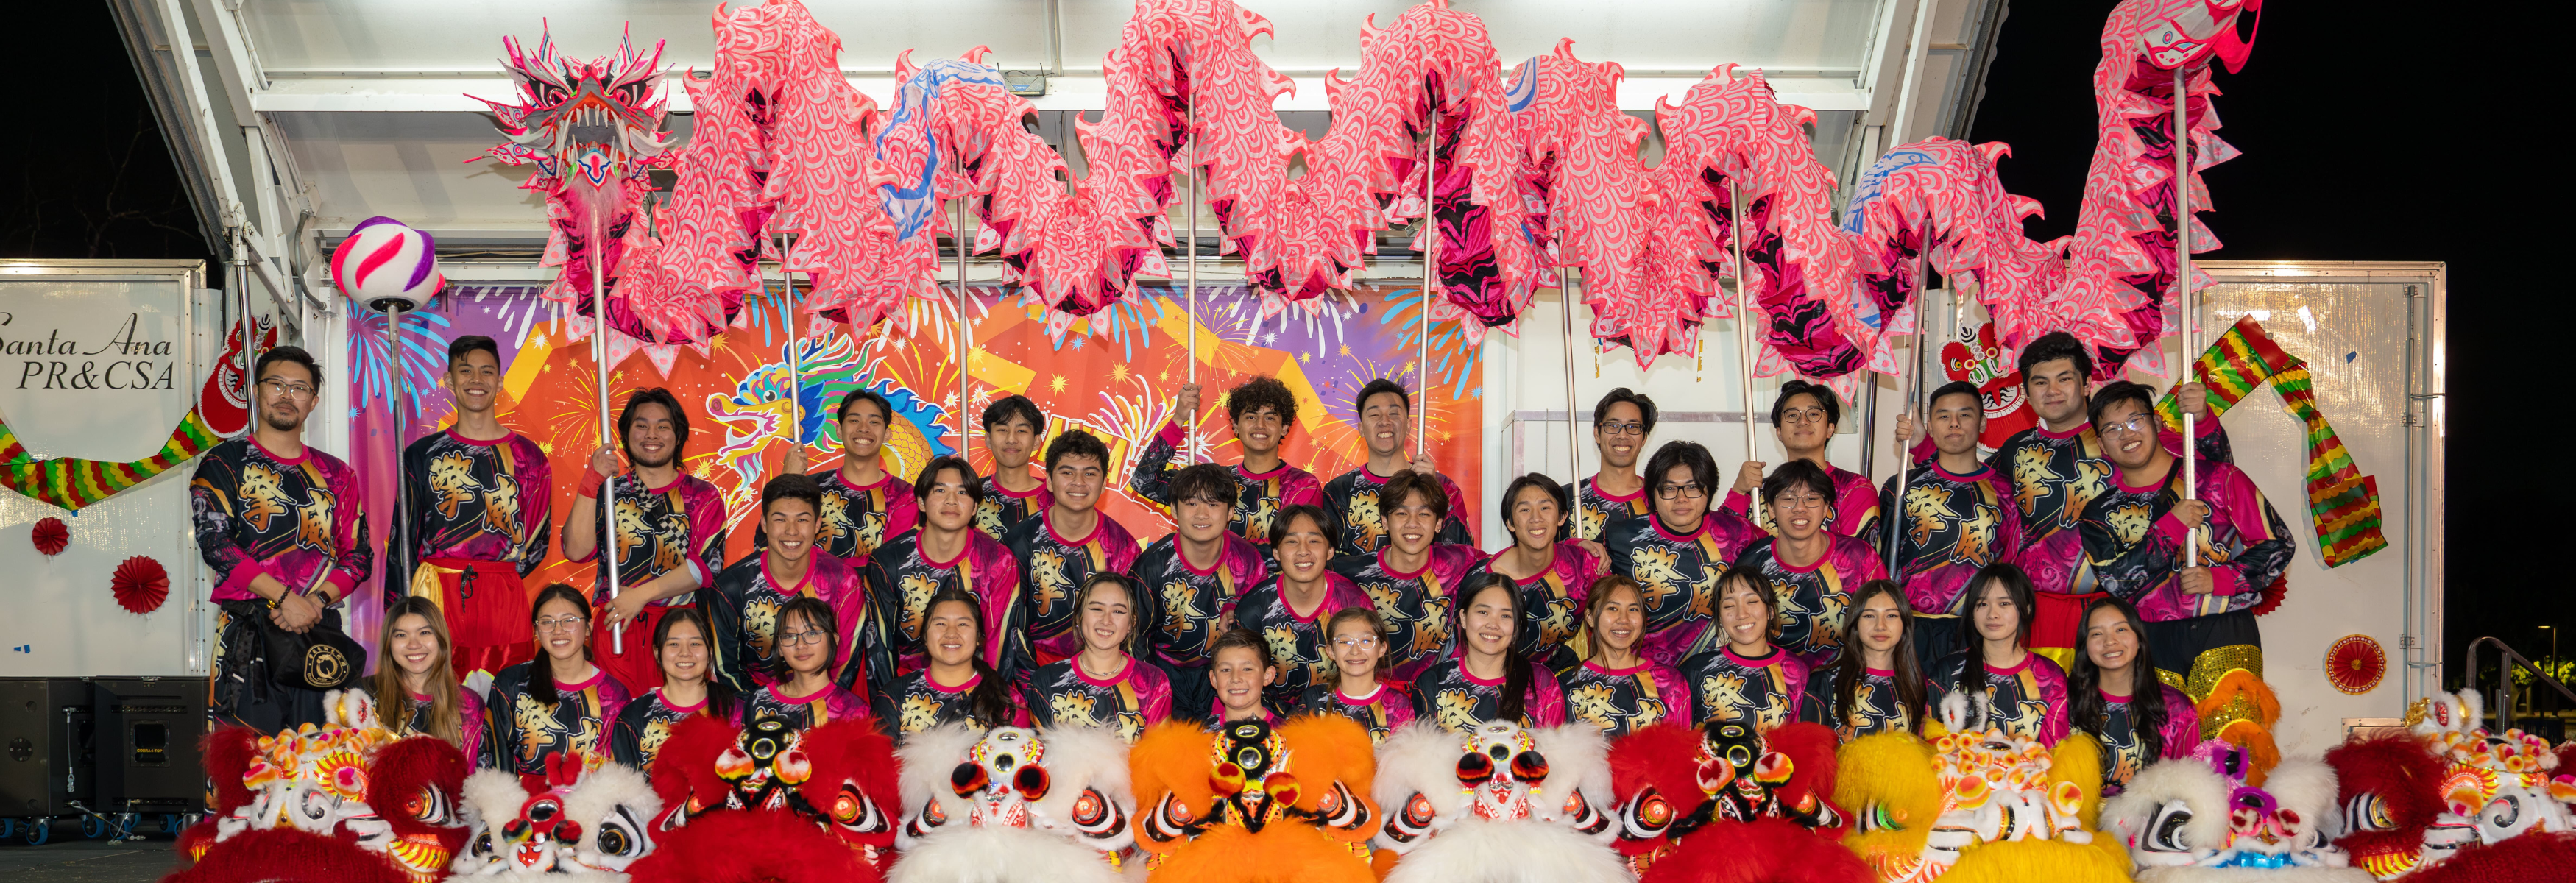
<box><xmin>609</xmin><ymin>688</ymin><xmax>711</xmax><ymax>770</ymax></box>
<box><xmin>756</xmin><ymin>468</ymin><xmax>916</xmax><ymax>561</ymax></box>
<box><xmin>1727</xmin><ymin>534</ymin><xmax>1889</xmax><ymax>670</ymax></box>
<box><xmin>2092</xmin><ymin>684</ymin><xmax>2202</xmax><ymax>796</ymax></box>
<box><xmin>1721</xmin><ymin>463</ymin><xmax>1882</xmax><ymax>540</ymax></box>
<box><xmin>1228</xmin><ymin>573</ymin><xmax>1373</xmax><ymax>706</ymax></box>
<box><xmin>1023</xmin><ymin>656</ymin><xmax>1172</xmax><ymax>742</ymax></box>
<box><xmin>397</xmin><ymin>430</ymin><xmax>553</xmax><ymax>580</ymax></box>
<box><xmin>1602</xmin><ymin>510</ymin><xmax>1766</xmax><ymax>667</ymax></box>
<box><xmin>389</xmin><ymin>688</ymin><xmax>486</xmax><ymax>771</ymax></box>
<box><xmin>882</xmin><ymin>669</ymin><xmax>1030</xmax><ymax>739</ymax></box>
<box><xmin>1557</xmin><ymin>659</ymin><xmax>1691</xmax><ymax>737</ymax></box>
<box><xmin>572</xmin><ymin>471</ymin><xmax>727</xmax><ymax>608</ymax></box>
<box><xmin>190</xmin><ymin>438</ymin><xmax>372</xmax><ymax>603</ymax></box>
<box><xmin>1126</xmin><ymin>533</ymin><xmax>1266</xmax><ymax>669</ymax></box>
<box><xmin>1879</xmin><ymin>462</ymin><xmax>2023</xmax><ymax>617</ymax></box>
<box><xmin>1677</xmin><ymin>645</ymin><xmax>1810</xmax><ymax>732</ymax></box>
<box><xmin>1328</xmin><ymin>544</ymin><xmax>1489</xmax><ymax>681</ymax></box>
<box><xmin>1563</xmin><ymin>474</ymin><xmax>1652</xmax><ymax>543</ymax></box>
<box><xmin>1293</xmin><ymin>681</ymin><xmax>1418</xmax><ymax>743</ymax></box>
<box><xmin>484</xmin><ymin>664</ymin><xmax>631</xmax><ymax>775</ymax></box>
<box><xmin>2073</xmin><ymin>460</ymin><xmax>2294</xmax><ymax>622</ymax></box>
<box><xmin>868</xmin><ymin>531</ymin><xmax>1029</xmax><ymax>680</ymax></box>
<box><xmin>1128</xmin><ymin>420</ymin><xmax>1323</xmax><ymax>556</ymax></box>
<box><xmin>743</xmin><ymin>681</ymin><xmax>874</xmax><ymax>731</ymax></box>
<box><xmin>1001</xmin><ymin>511</ymin><xmax>1143</xmax><ymax>663</ymax></box>
<box><xmin>975</xmin><ymin>472</ymin><xmax>1051</xmax><ymax>540</ymax></box>
<box><xmin>1933</xmin><ymin>651</ymin><xmax>2073</xmax><ymax>746</ymax></box>
<box><xmin>1319</xmin><ymin>465</ymin><xmax>1475</xmax><ymax>558</ymax></box>
<box><xmin>1799</xmin><ymin>665</ymin><xmax>1932</xmax><ymax>742</ymax></box>
<box><xmin>1490</xmin><ymin>542</ymin><xmax>1606</xmax><ymax>673</ymax></box>
<box><xmin>1928</xmin><ymin>419</ymin><xmax>2229</xmax><ymax>594</ymax></box>
<box><xmin>1408</xmin><ymin>656</ymin><xmax>1569</xmax><ymax>734</ymax></box>
<box><xmin>704</xmin><ymin>550</ymin><xmax>891</xmax><ymax>694</ymax></box>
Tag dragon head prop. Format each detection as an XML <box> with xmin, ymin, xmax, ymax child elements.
<box><xmin>171</xmin><ymin>691</ymin><xmax>468</xmax><ymax>883</ymax></box>
<box><xmin>2325</xmin><ymin>690</ymin><xmax>2576</xmax><ymax>880</ymax></box>
<box><xmin>884</xmin><ymin>723</ymin><xmax>1135</xmax><ymax>883</ymax></box>
<box><xmin>624</xmin><ymin>714</ymin><xmax>898</xmax><ymax>883</ymax></box>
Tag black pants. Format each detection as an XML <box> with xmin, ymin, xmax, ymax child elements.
<box><xmin>1149</xmin><ymin>655</ymin><xmax>1215</xmax><ymax>725</ymax></box>
<box><xmin>1911</xmin><ymin>613</ymin><xmax>1966</xmax><ymax>675</ymax></box>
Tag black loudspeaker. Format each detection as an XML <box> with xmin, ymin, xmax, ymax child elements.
<box><xmin>90</xmin><ymin>678</ymin><xmax>206</xmax><ymax>813</ymax></box>
<box><xmin>0</xmin><ymin>678</ymin><xmax>94</xmax><ymax>817</ymax></box>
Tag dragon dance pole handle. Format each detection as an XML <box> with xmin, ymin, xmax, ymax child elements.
<box><xmin>592</xmin><ymin>218</ymin><xmax>623</xmax><ymax>653</ymax></box>
<box><xmin>1563</xmin><ymin>267</ymin><xmax>1580</xmax><ymax>489</ymax></box>
<box><xmin>781</xmin><ymin>234</ymin><xmax>799</xmax><ymax>447</ymax></box>
<box><xmin>1185</xmin><ymin>99</ymin><xmax>1200</xmax><ymax>464</ymax></box>
<box><xmin>1417</xmin><ymin>109</ymin><xmax>1435</xmax><ymax>461</ymax></box>
<box><xmin>2173</xmin><ymin>64</ymin><xmax>2199</xmax><ymax>569</ymax></box>
<box><xmin>1727</xmin><ymin>182</ymin><xmax>1763</xmax><ymax>529</ymax></box>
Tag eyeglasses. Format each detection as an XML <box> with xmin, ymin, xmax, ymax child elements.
<box><xmin>1597</xmin><ymin>421</ymin><xmax>1646</xmax><ymax>437</ymax></box>
<box><xmin>1779</xmin><ymin>408</ymin><xmax>1830</xmax><ymax>425</ymax></box>
<box><xmin>1772</xmin><ymin>493</ymin><xmax>1826</xmax><ymax>510</ymax></box>
<box><xmin>1331</xmin><ymin>636</ymin><xmax>1380</xmax><ymax>649</ymax></box>
<box><xmin>259</xmin><ymin>378</ymin><xmax>316</xmax><ymax>399</ymax></box>
<box><xmin>2100</xmin><ymin>414</ymin><xmax>2159</xmax><ymax>436</ymax></box>
<box><xmin>778</xmin><ymin>628</ymin><xmax>829</xmax><ymax>647</ymax></box>
<box><xmin>535</xmin><ymin>615</ymin><xmax>588</xmax><ymax>634</ymax></box>
<box><xmin>1655</xmin><ymin>483</ymin><xmax>1708</xmax><ymax>500</ymax></box>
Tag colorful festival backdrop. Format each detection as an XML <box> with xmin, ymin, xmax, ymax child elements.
<box><xmin>344</xmin><ymin>283</ymin><xmax>1484</xmax><ymax>605</ymax></box>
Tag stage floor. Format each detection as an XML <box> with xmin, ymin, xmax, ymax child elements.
<box><xmin>0</xmin><ymin>825</ymin><xmax>172</xmax><ymax>882</ymax></box>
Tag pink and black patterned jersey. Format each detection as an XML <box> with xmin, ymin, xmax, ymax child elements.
<box><xmin>1557</xmin><ymin>659</ymin><xmax>1691</xmax><ymax>737</ymax></box>
<box><xmin>2093</xmin><ymin>684</ymin><xmax>2201</xmax><ymax>796</ymax></box>
<box><xmin>1799</xmin><ymin>666</ymin><xmax>1934</xmax><ymax>742</ymax></box>
<box><xmin>1128</xmin><ymin>420</ymin><xmax>1322</xmax><ymax>554</ymax></box>
<box><xmin>1722</xmin><ymin>462</ymin><xmax>1882</xmax><ymax>541</ymax></box>
<box><xmin>1933</xmin><ymin>419</ymin><xmax>2230</xmax><ymax>594</ymax></box>
<box><xmin>1328</xmin><ymin>543</ymin><xmax>1490</xmax><ymax>681</ymax></box>
<box><xmin>191</xmin><ymin>439</ymin><xmax>372</xmax><ymax>603</ymax></box>
<box><xmin>2073</xmin><ymin>460</ymin><xmax>2293</xmax><ymax>622</ymax></box>
<box><xmin>1320</xmin><ymin>465</ymin><xmax>1475</xmax><ymax>558</ymax></box>
<box><xmin>975</xmin><ymin>473</ymin><xmax>1050</xmax><ymax>540</ymax></box>
<box><xmin>1229</xmin><ymin>573</ymin><xmax>1373</xmax><ymax>707</ymax></box>
<box><xmin>1933</xmin><ymin>652</ymin><xmax>2073</xmax><ymax>746</ymax></box>
<box><xmin>1294</xmin><ymin>681</ymin><xmax>1418</xmax><ymax>743</ymax></box>
<box><xmin>1493</xmin><ymin>542</ymin><xmax>1606</xmax><ymax>673</ymax></box>
<box><xmin>1001</xmin><ymin>511</ymin><xmax>1143</xmax><ymax>664</ymax></box>
<box><xmin>883</xmin><ymin>670</ymin><xmax>1030</xmax><ymax>740</ymax></box>
<box><xmin>1878</xmin><ymin>463</ymin><xmax>2023</xmax><ymax>617</ymax></box>
<box><xmin>1023</xmin><ymin>656</ymin><xmax>1172</xmax><ymax>742</ymax></box>
<box><xmin>1126</xmin><ymin>533</ymin><xmax>1264</xmax><ymax>669</ymax></box>
<box><xmin>743</xmin><ymin>681</ymin><xmax>874</xmax><ymax>731</ymax></box>
<box><xmin>1729</xmin><ymin>533</ymin><xmax>1890</xmax><ymax>670</ymax></box>
<box><xmin>484</xmin><ymin>663</ymin><xmax>631</xmax><ymax>776</ymax></box>
<box><xmin>392</xmin><ymin>688</ymin><xmax>485</xmax><ymax>771</ymax></box>
<box><xmin>1407</xmin><ymin>657</ymin><xmax>1569</xmax><ymax>734</ymax></box>
<box><xmin>868</xmin><ymin>531</ymin><xmax>1028</xmax><ymax>679</ymax></box>
<box><xmin>609</xmin><ymin>688</ymin><xmax>707</xmax><ymax>770</ymax></box>
<box><xmin>704</xmin><ymin>549</ymin><xmax>894</xmax><ymax>695</ymax></box>
<box><xmin>757</xmin><ymin>468</ymin><xmax>916</xmax><ymax>561</ymax></box>
<box><xmin>1602</xmin><ymin>509</ymin><xmax>1766</xmax><ymax>667</ymax></box>
<box><xmin>1563</xmin><ymin>474</ymin><xmax>1652</xmax><ymax>543</ymax></box>
<box><xmin>571</xmin><ymin>471</ymin><xmax>727</xmax><ymax>608</ymax></box>
<box><xmin>398</xmin><ymin>430</ymin><xmax>552</xmax><ymax>578</ymax></box>
<box><xmin>1677</xmin><ymin>645</ymin><xmax>1811</xmax><ymax>731</ymax></box>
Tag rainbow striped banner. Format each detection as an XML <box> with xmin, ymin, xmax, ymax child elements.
<box><xmin>2156</xmin><ymin>317</ymin><xmax>2388</xmax><ymax>567</ymax></box>
<box><xmin>0</xmin><ymin>409</ymin><xmax>225</xmax><ymax>511</ymax></box>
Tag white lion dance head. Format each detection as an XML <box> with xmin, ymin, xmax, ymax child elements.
<box><xmin>888</xmin><ymin>723</ymin><xmax>1136</xmax><ymax>883</ymax></box>
<box><xmin>452</xmin><ymin>753</ymin><xmax>662</xmax><ymax>880</ymax></box>
<box><xmin>1370</xmin><ymin>720</ymin><xmax>1627</xmax><ymax>883</ymax></box>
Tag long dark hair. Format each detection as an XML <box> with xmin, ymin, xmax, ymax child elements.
<box><xmin>528</xmin><ymin>583</ymin><xmax>592</xmax><ymax>708</ymax></box>
<box><xmin>1459</xmin><ymin>574</ymin><xmax>1534</xmax><ymax>724</ymax></box>
<box><xmin>1833</xmin><ymin>580</ymin><xmax>1926</xmax><ymax>736</ymax></box>
<box><xmin>652</xmin><ymin>606</ymin><xmax>737</xmax><ymax>720</ymax></box>
<box><xmin>924</xmin><ymin>587</ymin><xmax>1015</xmax><ymax>728</ymax></box>
<box><xmin>1954</xmin><ymin>563</ymin><xmax>2037</xmax><ymax>698</ymax></box>
<box><xmin>771</xmin><ymin>596</ymin><xmax>840</xmax><ymax>684</ymax></box>
<box><xmin>2068</xmin><ymin>596</ymin><xmax>2165</xmax><ymax>754</ymax></box>
<box><xmin>372</xmin><ymin>597</ymin><xmax>464</xmax><ymax>746</ymax></box>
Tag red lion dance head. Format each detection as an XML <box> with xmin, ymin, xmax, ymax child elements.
<box><xmin>2325</xmin><ymin>690</ymin><xmax>2576</xmax><ymax>881</ymax></box>
<box><xmin>623</xmin><ymin>714</ymin><xmax>899</xmax><ymax>883</ymax></box>
<box><xmin>169</xmin><ymin>691</ymin><xmax>469</xmax><ymax>883</ymax></box>
<box><xmin>1607</xmin><ymin>719</ymin><xmax>1872</xmax><ymax>883</ymax></box>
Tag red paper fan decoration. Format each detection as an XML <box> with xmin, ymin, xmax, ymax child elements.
<box><xmin>111</xmin><ymin>556</ymin><xmax>169</xmax><ymax>615</ymax></box>
<box><xmin>2326</xmin><ymin>634</ymin><xmax>2386</xmax><ymax>695</ymax></box>
<box><xmin>32</xmin><ymin>517</ymin><xmax>68</xmax><ymax>556</ymax></box>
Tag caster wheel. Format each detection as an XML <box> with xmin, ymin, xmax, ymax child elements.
<box><xmin>0</xmin><ymin>818</ymin><xmax>13</xmax><ymax>839</ymax></box>
<box><xmin>25</xmin><ymin>818</ymin><xmax>51</xmax><ymax>845</ymax></box>
<box><xmin>80</xmin><ymin>815</ymin><xmax>105</xmax><ymax>839</ymax></box>
<box><xmin>162</xmin><ymin>814</ymin><xmax>181</xmax><ymax>834</ymax></box>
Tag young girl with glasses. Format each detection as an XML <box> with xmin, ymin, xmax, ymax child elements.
<box><xmin>1295</xmin><ymin>606</ymin><xmax>1415</xmax><ymax>742</ymax></box>
<box><xmin>486</xmin><ymin>584</ymin><xmax>631</xmax><ymax>782</ymax></box>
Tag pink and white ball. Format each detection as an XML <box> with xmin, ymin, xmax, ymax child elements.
<box><xmin>330</xmin><ymin>216</ymin><xmax>444</xmax><ymax>312</ymax></box>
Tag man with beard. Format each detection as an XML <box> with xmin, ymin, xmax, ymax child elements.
<box><xmin>194</xmin><ymin>346</ymin><xmax>372</xmax><ymax>731</ymax></box>
<box><xmin>1880</xmin><ymin>380</ymin><xmax>2023</xmax><ymax>667</ymax></box>
<box><xmin>974</xmin><ymin>394</ymin><xmax>1051</xmax><ymax>539</ymax></box>
<box><xmin>1125</xmin><ymin>463</ymin><xmax>1269</xmax><ymax>717</ymax></box>
<box><xmin>1321</xmin><ymin>378</ymin><xmax>1473</xmax><ymax>557</ymax></box>
<box><xmin>1722</xmin><ymin>380</ymin><xmax>1880</xmax><ymax>540</ymax></box>
<box><xmin>779</xmin><ymin>389</ymin><xmax>917</xmax><ymax>561</ymax></box>
<box><xmin>1565</xmin><ymin>387</ymin><xmax>1656</xmax><ymax>544</ymax></box>
<box><xmin>395</xmin><ymin>336</ymin><xmax>553</xmax><ymax>678</ymax></box>
<box><xmin>1003</xmin><ymin>429</ymin><xmax>1141</xmax><ymax>665</ymax></box>
<box><xmin>869</xmin><ymin>455</ymin><xmax>1030</xmax><ymax>681</ymax></box>
<box><xmin>706</xmin><ymin>474</ymin><xmax>894</xmax><ymax>697</ymax></box>
<box><xmin>565</xmin><ymin>388</ymin><xmax>730</xmax><ymax>693</ymax></box>
<box><xmin>1130</xmin><ymin>375</ymin><xmax>1322</xmax><ymax>567</ymax></box>
<box><xmin>1328</xmin><ymin>470</ymin><xmax>1489</xmax><ymax>681</ymax></box>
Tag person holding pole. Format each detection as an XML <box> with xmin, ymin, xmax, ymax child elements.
<box><xmin>1879</xmin><ymin>380</ymin><xmax>2023</xmax><ymax>669</ymax></box>
<box><xmin>1322</xmin><ymin>378</ymin><xmax>1473</xmax><ymax>558</ymax></box>
<box><xmin>194</xmin><ymin>346</ymin><xmax>372</xmax><ymax>732</ymax></box>
<box><xmin>974</xmin><ymin>394</ymin><xmax>1052</xmax><ymax>539</ymax></box>
<box><xmin>1130</xmin><ymin>376</ymin><xmax>1322</xmax><ymax>567</ymax></box>
<box><xmin>397</xmin><ymin>335</ymin><xmax>553</xmax><ymax>678</ymax></box>
<box><xmin>1565</xmin><ymin>388</ymin><xmax>1657</xmax><ymax>544</ymax></box>
<box><xmin>1722</xmin><ymin>380</ymin><xmax>1880</xmax><ymax>540</ymax></box>
<box><xmin>1002</xmin><ymin>430</ymin><xmax>1142</xmax><ymax>666</ymax></box>
<box><xmin>564</xmin><ymin>388</ymin><xmax>729</xmax><ymax>695</ymax></box>
<box><xmin>779</xmin><ymin>389</ymin><xmax>919</xmax><ymax>561</ymax></box>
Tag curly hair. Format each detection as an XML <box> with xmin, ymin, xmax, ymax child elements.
<box><xmin>1225</xmin><ymin>375</ymin><xmax>1300</xmax><ymax>427</ymax></box>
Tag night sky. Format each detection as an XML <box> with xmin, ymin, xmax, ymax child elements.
<box><xmin>1</xmin><ymin>3</ymin><xmax>2550</xmax><ymax>691</ymax></box>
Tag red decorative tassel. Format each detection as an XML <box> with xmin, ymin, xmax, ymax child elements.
<box><xmin>111</xmin><ymin>555</ymin><xmax>169</xmax><ymax>614</ymax></box>
<box><xmin>31</xmin><ymin>517</ymin><xmax>68</xmax><ymax>556</ymax></box>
